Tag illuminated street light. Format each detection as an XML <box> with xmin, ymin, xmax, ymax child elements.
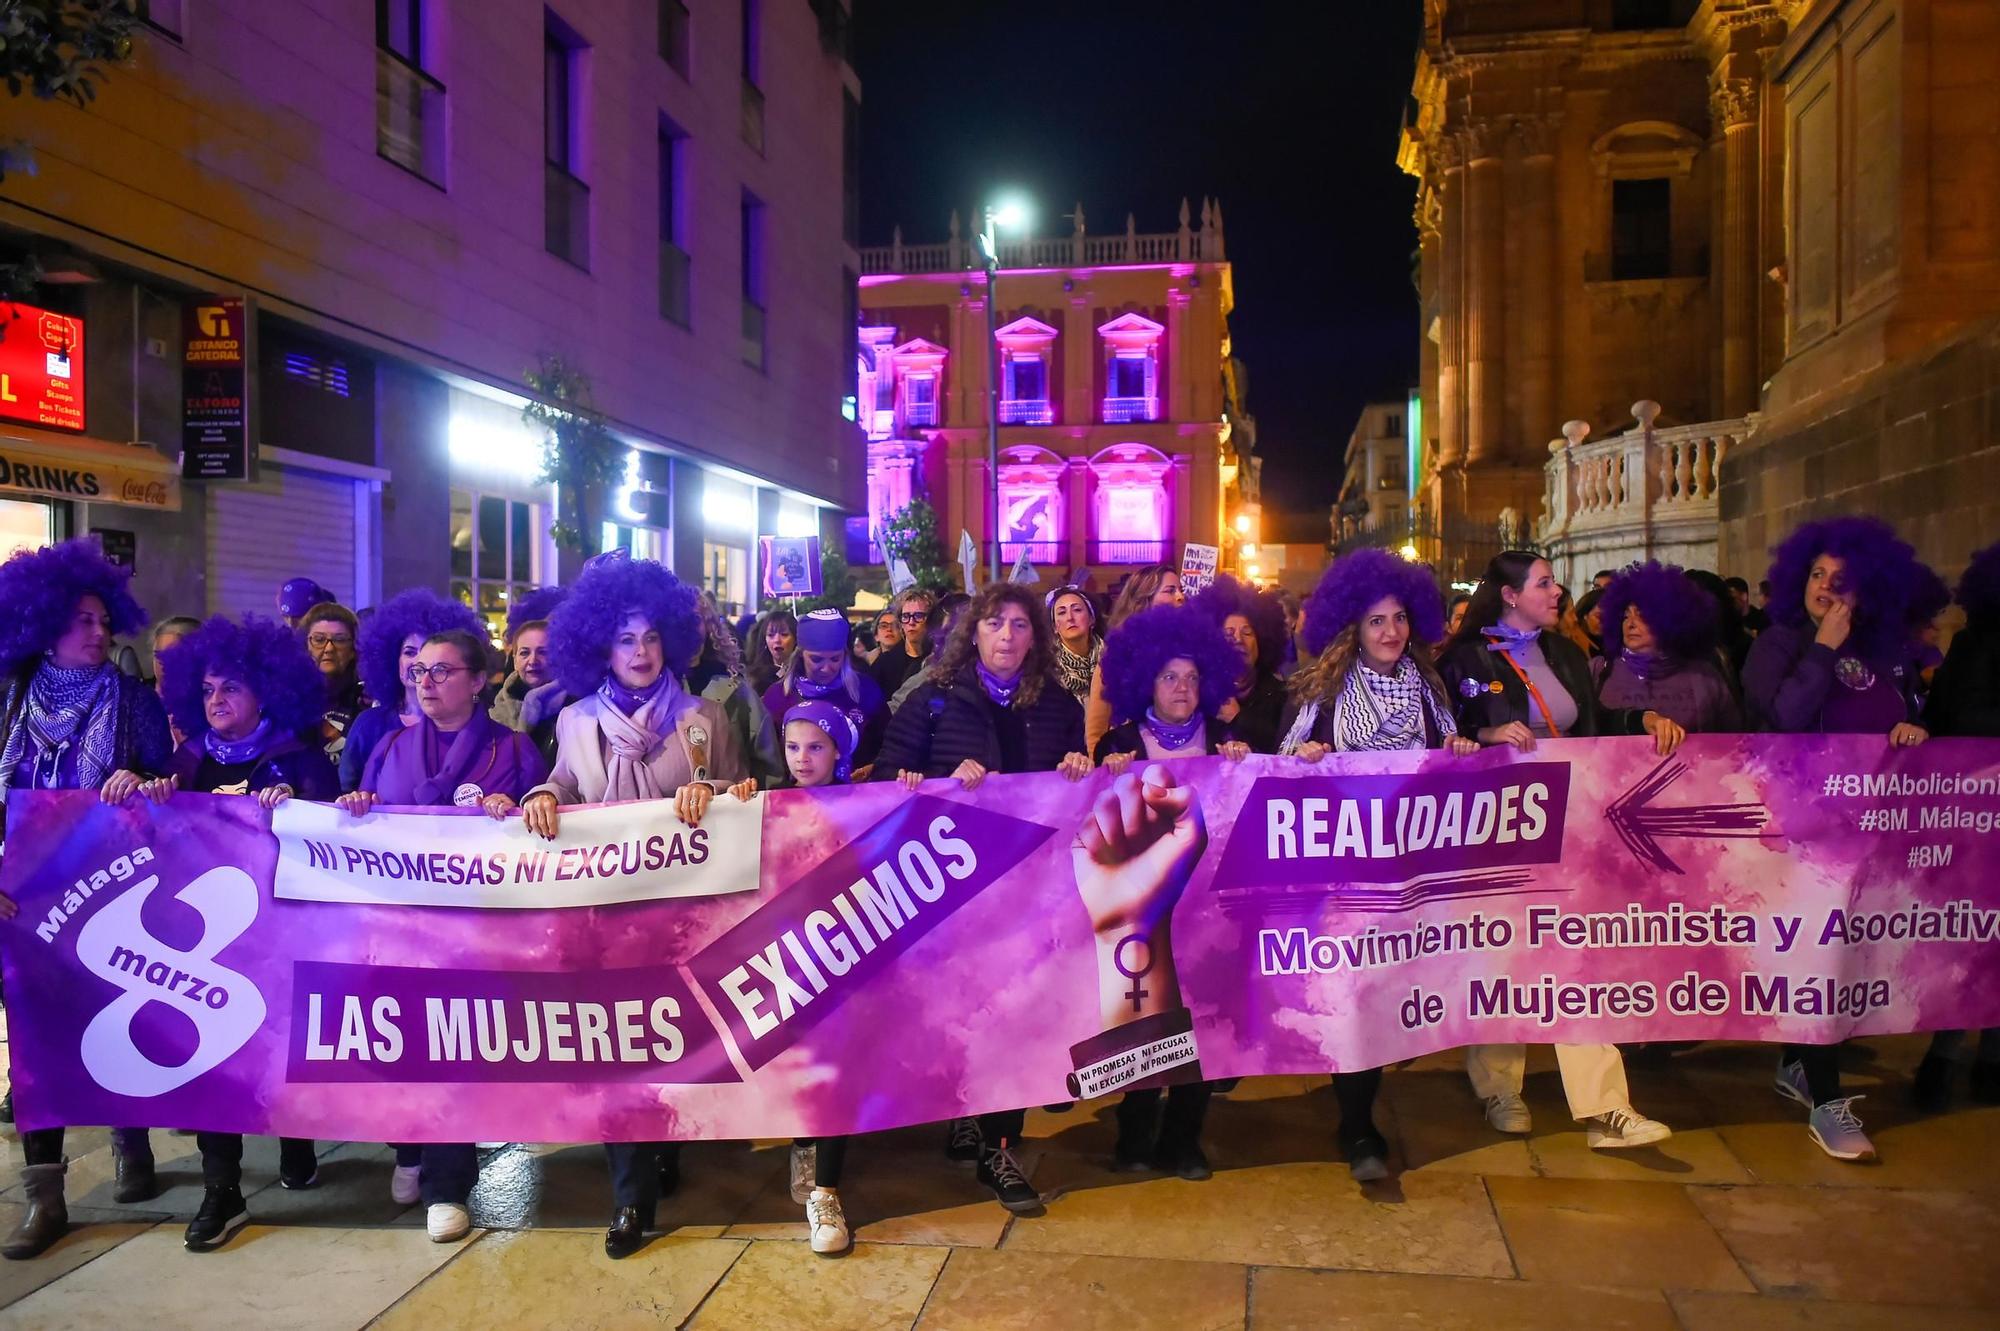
<box><xmin>1399</xmin><ymin>541</ymin><xmax>1419</xmax><ymax>561</ymax></box>
<box><xmin>1233</xmin><ymin>513</ymin><xmax>1251</xmax><ymax>534</ymax></box>
<box><xmin>981</xmin><ymin>194</ymin><xmax>1032</xmax><ymax>581</ymax></box>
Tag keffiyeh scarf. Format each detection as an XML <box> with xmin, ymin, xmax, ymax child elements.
<box><xmin>1053</xmin><ymin>636</ymin><xmax>1102</xmax><ymax>702</ymax></box>
<box><xmin>1329</xmin><ymin>656</ymin><xmax>1457</xmax><ymax>753</ymax></box>
<box><xmin>0</xmin><ymin>661</ymin><xmax>121</xmax><ymax>798</ymax></box>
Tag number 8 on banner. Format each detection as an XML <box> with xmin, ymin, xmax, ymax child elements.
<box><xmin>73</xmin><ymin>868</ymin><xmax>268</xmax><ymax>1098</ymax></box>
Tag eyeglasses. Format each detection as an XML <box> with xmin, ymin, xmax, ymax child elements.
<box><xmin>899</xmin><ymin>612</ymin><xmax>930</xmax><ymax>623</ymax></box>
<box><xmin>307</xmin><ymin>634</ymin><xmax>354</xmax><ymax>649</ymax></box>
<box><xmin>404</xmin><ymin>663</ymin><xmax>476</xmax><ymax>686</ymax></box>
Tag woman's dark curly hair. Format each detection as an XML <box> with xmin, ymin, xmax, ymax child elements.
<box><xmin>1190</xmin><ymin>574</ymin><xmax>1286</xmax><ymax>684</ymax></box>
<box><xmin>546</xmin><ymin>556</ymin><xmax>703</xmax><ymax>698</ymax></box>
<box><xmin>1766</xmin><ymin>516</ymin><xmax>1944</xmax><ymax>658</ymax></box>
<box><xmin>1303</xmin><ymin>548</ymin><xmax>1445</xmax><ymax>657</ymax></box>
<box><xmin>925</xmin><ymin>583</ymin><xmax>1057</xmax><ymax>708</ymax></box>
<box><xmin>0</xmin><ymin>537</ymin><xmax>149</xmax><ymax>674</ymax></box>
<box><xmin>1099</xmin><ymin>604</ymin><xmax>1242</xmax><ymax>725</ymax></box>
<box><xmin>506</xmin><ymin>586</ymin><xmax>568</xmax><ymax>642</ymax></box>
<box><xmin>1955</xmin><ymin>541</ymin><xmax>2000</xmax><ymax>627</ymax></box>
<box><xmin>358</xmin><ymin>588</ymin><xmax>484</xmax><ymax>709</ymax></box>
<box><xmin>745</xmin><ymin>609</ymin><xmax>798</xmax><ymax>683</ymax></box>
<box><xmin>158</xmin><ymin>615</ymin><xmax>325</xmax><ymax>741</ymax></box>
<box><xmin>1597</xmin><ymin>562</ymin><xmax>1720</xmax><ymax>664</ymax></box>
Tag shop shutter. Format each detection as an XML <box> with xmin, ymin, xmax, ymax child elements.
<box><xmin>205</xmin><ymin>465</ymin><xmax>358</xmax><ymax>617</ymax></box>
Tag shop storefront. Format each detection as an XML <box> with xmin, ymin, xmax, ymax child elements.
<box><xmin>0</xmin><ymin>427</ymin><xmax>182</xmax><ymax>555</ymax></box>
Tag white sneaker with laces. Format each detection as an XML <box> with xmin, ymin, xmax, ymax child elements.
<box><xmin>789</xmin><ymin>1142</ymin><xmax>817</xmax><ymax>1205</ymax></box>
<box><xmin>1808</xmin><ymin>1096</ymin><xmax>1877</xmax><ymax>1162</ymax></box>
<box><xmin>1484</xmin><ymin>1092</ymin><xmax>1532</xmax><ymax>1134</ymax></box>
<box><xmin>807</xmin><ymin>1187</ymin><xmax>850</xmax><ymax>1256</ymax></box>
<box><xmin>1585</xmin><ymin>1106</ymin><xmax>1672</xmax><ymax>1150</ymax></box>
<box><xmin>426</xmin><ymin>1202</ymin><xmax>471</xmax><ymax>1243</ymax></box>
<box><xmin>390</xmin><ymin>1164</ymin><xmax>422</xmax><ymax>1205</ymax></box>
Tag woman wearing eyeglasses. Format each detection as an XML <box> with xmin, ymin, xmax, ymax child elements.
<box><xmin>337</xmin><ymin>589</ymin><xmax>487</xmax><ymax>792</ymax></box>
<box><xmin>336</xmin><ymin>627</ymin><xmax>547</xmax><ymax>1245</ymax></box>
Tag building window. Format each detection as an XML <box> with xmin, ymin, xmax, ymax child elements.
<box><xmin>376</xmin><ymin>0</ymin><xmax>446</xmax><ymax>184</ymax></box>
<box><xmin>658</xmin><ymin>0</ymin><xmax>690</xmax><ymax>77</ymax></box>
<box><xmin>741</xmin><ymin>192</ymin><xmax>767</xmax><ymax>370</ymax></box>
<box><xmin>740</xmin><ymin>0</ymin><xmax>765</xmax><ymax>152</ymax></box>
<box><xmin>902</xmin><ymin>371</ymin><xmax>937</xmax><ymax>427</ymax></box>
<box><xmin>603</xmin><ymin>522</ymin><xmax>669</xmax><ymax>562</ymax></box>
<box><xmin>449</xmin><ymin>490</ymin><xmax>542</xmax><ymax>640</ymax></box>
<box><xmin>702</xmin><ymin>541</ymin><xmax>749</xmax><ymax>616</ymax></box>
<box><xmin>658</xmin><ymin>121</ymin><xmax>690</xmax><ymax>326</ymax></box>
<box><xmin>1001</xmin><ymin>354</ymin><xmax>1050</xmax><ymax>424</ymax></box>
<box><xmin>1097</xmin><ymin>311</ymin><xmax>1164</xmax><ymax>424</ymax></box>
<box><xmin>1611</xmin><ymin>177</ymin><xmax>1671</xmax><ymax>280</ymax></box>
<box><xmin>544</xmin><ymin>19</ymin><xmax>589</xmax><ymax>269</ymax></box>
<box><xmin>1384</xmin><ymin>414</ymin><xmax>1402</xmax><ymax>436</ymax></box>
<box><xmin>138</xmin><ymin>0</ymin><xmax>183</xmax><ymax>39</ymax></box>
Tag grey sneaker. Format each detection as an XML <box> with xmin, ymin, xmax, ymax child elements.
<box><xmin>1484</xmin><ymin>1092</ymin><xmax>1532</xmax><ymax>1134</ymax></box>
<box><xmin>1807</xmin><ymin>1097</ymin><xmax>1877</xmax><ymax>1162</ymax></box>
<box><xmin>807</xmin><ymin>1188</ymin><xmax>850</xmax><ymax>1256</ymax></box>
<box><xmin>1774</xmin><ymin>1058</ymin><xmax>1813</xmax><ymax>1107</ymax></box>
<box><xmin>789</xmin><ymin>1142</ymin><xmax>816</xmax><ymax>1206</ymax></box>
<box><xmin>1585</xmin><ymin>1106</ymin><xmax>1672</xmax><ymax>1150</ymax></box>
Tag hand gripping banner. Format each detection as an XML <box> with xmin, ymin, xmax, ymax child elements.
<box><xmin>5</xmin><ymin>734</ymin><xmax>2000</xmax><ymax>1143</ymax></box>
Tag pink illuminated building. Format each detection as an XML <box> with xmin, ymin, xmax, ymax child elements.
<box><xmin>853</xmin><ymin>201</ymin><xmax>1257</xmax><ymax>584</ymax></box>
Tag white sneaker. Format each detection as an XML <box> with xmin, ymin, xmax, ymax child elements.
<box><xmin>1484</xmin><ymin>1092</ymin><xmax>1532</xmax><ymax>1134</ymax></box>
<box><xmin>390</xmin><ymin>1164</ymin><xmax>422</xmax><ymax>1205</ymax></box>
<box><xmin>426</xmin><ymin>1202</ymin><xmax>470</xmax><ymax>1243</ymax></box>
<box><xmin>807</xmin><ymin>1188</ymin><xmax>850</xmax><ymax>1257</ymax></box>
<box><xmin>1585</xmin><ymin>1106</ymin><xmax>1672</xmax><ymax>1150</ymax></box>
<box><xmin>789</xmin><ymin>1141</ymin><xmax>817</xmax><ymax>1205</ymax></box>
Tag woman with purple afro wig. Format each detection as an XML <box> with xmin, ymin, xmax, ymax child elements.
<box><xmin>1912</xmin><ymin>540</ymin><xmax>2000</xmax><ymax>1111</ymax></box>
<box><xmin>1594</xmin><ymin>562</ymin><xmax>1741</xmax><ymax>734</ymax></box>
<box><xmin>0</xmin><ymin>538</ymin><xmax>174</xmax><ymax>1259</ymax></box>
<box><xmin>518</xmin><ymin>554</ymin><xmax>745</xmax><ymax>1255</ymax></box>
<box><xmin>504</xmin><ymin>585</ymin><xmax>569</xmax><ymax>646</ymax></box>
<box><xmin>336</xmin><ymin>588</ymin><xmax>485</xmax><ymax>793</ymax></box>
<box><xmin>1189</xmin><ymin>574</ymin><xmax>1289</xmax><ymax>752</ymax></box>
<box><xmin>1269</xmin><ymin>548</ymin><xmax>1486</xmax><ymax>1182</ymax></box>
<box><xmin>140</xmin><ymin>614</ymin><xmax>334</xmax><ymax>1247</ymax></box>
<box><xmin>1741</xmin><ymin>515</ymin><xmax>1945</xmax><ymax>1164</ymax></box>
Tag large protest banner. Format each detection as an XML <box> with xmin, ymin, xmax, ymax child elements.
<box><xmin>4</xmin><ymin>734</ymin><xmax>1999</xmax><ymax>1142</ymax></box>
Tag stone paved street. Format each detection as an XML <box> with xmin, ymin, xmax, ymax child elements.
<box><xmin>1</xmin><ymin>1036</ymin><xmax>1996</xmax><ymax>1329</ymax></box>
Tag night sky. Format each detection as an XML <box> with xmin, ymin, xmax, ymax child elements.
<box><xmin>853</xmin><ymin>0</ymin><xmax>1425</xmax><ymax>523</ymax></box>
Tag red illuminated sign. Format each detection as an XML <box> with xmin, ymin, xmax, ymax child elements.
<box><xmin>0</xmin><ymin>301</ymin><xmax>86</xmax><ymax>433</ymax></box>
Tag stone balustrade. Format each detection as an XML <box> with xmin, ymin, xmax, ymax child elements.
<box><xmin>1537</xmin><ymin>401</ymin><xmax>1750</xmax><ymax>587</ymax></box>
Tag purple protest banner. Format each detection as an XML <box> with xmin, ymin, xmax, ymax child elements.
<box><xmin>4</xmin><ymin>734</ymin><xmax>2000</xmax><ymax>1143</ymax></box>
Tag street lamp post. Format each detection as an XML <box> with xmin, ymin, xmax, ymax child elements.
<box><xmin>979</xmin><ymin>198</ymin><xmax>1028</xmax><ymax>584</ymax></box>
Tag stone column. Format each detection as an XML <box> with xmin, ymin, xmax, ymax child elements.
<box><xmin>1461</xmin><ymin>119</ymin><xmax>1507</xmax><ymax>466</ymax></box>
<box><xmin>1064</xmin><ymin>457</ymin><xmax>1089</xmax><ymax>573</ymax></box>
<box><xmin>1415</xmin><ymin>184</ymin><xmax>1441</xmax><ymax>481</ymax></box>
<box><xmin>1712</xmin><ymin>78</ymin><xmax>1761</xmax><ymax>418</ymax></box>
<box><xmin>1514</xmin><ymin>115</ymin><xmax>1559</xmax><ymax>463</ymax></box>
<box><xmin>1434</xmin><ymin>133</ymin><xmax>1467</xmax><ymax>470</ymax></box>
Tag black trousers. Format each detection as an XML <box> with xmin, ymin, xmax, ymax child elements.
<box><xmin>605</xmin><ymin>1141</ymin><xmax>683</xmax><ymax>1211</ymax></box>
<box><xmin>1783</xmin><ymin>1043</ymin><xmax>1842</xmax><ymax>1106</ymax></box>
<box><xmin>1115</xmin><ymin>1082</ymin><xmax>1212</xmax><ymax>1146</ymax></box>
<box><xmin>196</xmin><ymin>1134</ymin><xmax>316</xmax><ymax>1188</ymax></box>
<box><xmin>21</xmin><ymin>1126</ymin><xmax>151</xmax><ymax>1168</ymax></box>
<box><xmin>977</xmin><ymin>1109</ymin><xmax>1025</xmax><ymax>1148</ymax></box>
<box><xmin>796</xmin><ymin>1136</ymin><xmax>847</xmax><ymax>1188</ymax></box>
<box><xmin>1332</xmin><ymin>1067</ymin><xmax>1384</xmax><ymax>1145</ymax></box>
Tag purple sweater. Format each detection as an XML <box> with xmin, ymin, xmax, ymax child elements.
<box><xmin>1741</xmin><ymin>622</ymin><xmax>1917</xmax><ymax>735</ymax></box>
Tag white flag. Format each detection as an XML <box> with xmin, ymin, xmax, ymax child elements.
<box><xmin>1009</xmin><ymin>546</ymin><xmax>1037</xmax><ymax>585</ymax></box>
<box><xmin>957</xmin><ymin>530</ymin><xmax>978</xmax><ymax>592</ymax></box>
<box><xmin>888</xmin><ymin>554</ymin><xmax>917</xmax><ymax>594</ymax></box>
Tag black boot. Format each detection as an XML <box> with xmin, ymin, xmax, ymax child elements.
<box><xmin>0</xmin><ymin>1088</ymin><xmax>12</xmax><ymax>1124</ymax></box>
<box><xmin>2</xmin><ymin>1163</ymin><xmax>68</xmax><ymax>1260</ymax></box>
<box><xmin>1153</xmin><ymin>1084</ymin><xmax>1212</xmax><ymax>1181</ymax></box>
<box><xmin>1972</xmin><ymin>1062</ymin><xmax>2000</xmax><ymax>1105</ymax></box>
<box><xmin>656</xmin><ymin>1142</ymin><xmax>681</xmax><ymax>1200</ymax></box>
<box><xmin>114</xmin><ymin>1152</ymin><xmax>158</xmax><ymax>1204</ymax></box>
<box><xmin>976</xmin><ymin>1142</ymin><xmax>1042</xmax><ymax>1214</ymax></box>
<box><xmin>604</xmin><ymin>1205</ymin><xmax>651</xmax><ymax>1259</ymax></box>
<box><xmin>1913</xmin><ymin>1055</ymin><xmax>1954</xmax><ymax>1114</ymax></box>
<box><xmin>944</xmin><ymin>1117</ymin><xmax>983</xmax><ymax>1163</ymax></box>
<box><xmin>183</xmin><ymin>1185</ymin><xmax>248</xmax><ymax>1251</ymax></box>
<box><xmin>1341</xmin><ymin>1129</ymin><xmax>1392</xmax><ymax>1183</ymax></box>
<box><xmin>279</xmin><ymin>1139</ymin><xmax>320</xmax><ymax>1190</ymax></box>
<box><xmin>1112</xmin><ymin>1093</ymin><xmax>1158</xmax><ymax>1172</ymax></box>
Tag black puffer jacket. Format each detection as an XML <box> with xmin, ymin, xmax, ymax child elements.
<box><xmin>872</xmin><ymin>668</ymin><xmax>1085</xmax><ymax>778</ymax></box>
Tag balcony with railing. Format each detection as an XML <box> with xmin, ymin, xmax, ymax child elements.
<box><xmin>998</xmin><ymin>399</ymin><xmax>1053</xmax><ymax>425</ymax></box>
<box><xmin>859</xmin><ymin>198</ymin><xmax>1228</xmax><ymax>276</ymax></box>
<box><xmin>998</xmin><ymin>540</ymin><xmax>1064</xmax><ymax>567</ymax></box>
<box><xmin>1089</xmin><ymin>539</ymin><xmax>1170</xmax><ymax>565</ymax></box>
<box><xmin>1101</xmin><ymin>396</ymin><xmax>1159</xmax><ymax>424</ymax></box>
<box><xmin>545</xmin><ymin>162</ymin><xmax>589</xmax><ymax>269</ymax></box>
<box><xmin>1537</xmin><ymin>401</ymin><xmax>1747</xmax><ymax>589</ymax></box>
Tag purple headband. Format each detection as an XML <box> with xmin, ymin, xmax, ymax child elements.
<box><xmin>781</xmin><ymin>699</ymin><xmax>859</xmax><ymax>780</ymax></box>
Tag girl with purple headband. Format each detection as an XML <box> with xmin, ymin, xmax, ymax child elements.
<box><xmin>0</xmin><ymin>539</ymin><xmax>173</xmax><ymax>1260</ymax></box>
<box><xmin>764</xmin><ymin>608</ymin><xmax>889</xmax><ymax>773</ymax></box>
<box><xmin>1743</xmin><ymin>516</ymin><xmax>1946</xmax><ymax>1161</ymax></box>
<box><xmin>1438</xmin><ymin>550</ymin><xmax>1678</xmax><ymax>1153</ymax></box>
<box><xmin>1278</xmin><ymin>550</ymin><xmax>1483</xmax><ymax>1179</ymax></box>
<box><xmin>724</xmin><ymin>698</ymin><xmax>864</xmax><ymax>1255</ymax></box>
<box><xmin>1594</xmin><ymin>562</ymin><xmax>1742</xmax><ymax>734</ymax></box>
<box><xmin>1914</xmin><ymin>540</ymin><xmax>2000</xmax><ymax>1112</ymax></box>
<box><xmin>516</xmin><ymin>554</ymin><xmax>745</xmax><ymax>1259</ymax></box>
<box><xmin>139</xmin><ymin>615</ymin><xmax>337</xmax><ymax>1250</ymax></box>
<box><xmin>337</xmin><ymin>588</ymin><xmax>488</xmax><ymax>792</ymax></box>
<box><xmin>1092</xmin><ymin>603</ymin><xmax>1252</xmax><ymax>1180</ymax></box>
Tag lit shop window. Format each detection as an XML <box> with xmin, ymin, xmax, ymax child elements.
<box><xmin>450</xmin><ymin>489</ymin><xmax>541</xmax><ymax>640</ymax></box>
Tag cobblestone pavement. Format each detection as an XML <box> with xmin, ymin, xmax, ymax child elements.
<box><xmin>1</xmin><ymin>1037</ymin><xmax>1995</xmax><ymax>1329</ymax></box>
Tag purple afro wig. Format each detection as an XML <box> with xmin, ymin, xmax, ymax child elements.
<box><xmin>1099</xmin><ymin>604</ymin><xmax>1243</xmax><ymax>725</ymax></box>
<box><xmin>1955</xmin><ymin>541</ymin><xmax>2000</xmax><ymax>626</ymax></box>
<box><xmin>1190</xmin><ymin>573</ymin><xmax>1287</xmax><ymax>680</ymax></box>
<box><xmin>0</xmin><ymin>538</ymin><xmax>149</xmax><ymax>674</ymax></box>
<box><xmin>358</xmin><ymin>588</ymin><xmax>484</xmax><ymax>708</ymax></box>
<box><xmin>506</xmin><ymin>586</ymin><xmax>569</xmax><ymax>640</ymax></box>
<box><xmin>546</xmin><ymin>555</ymin><xmax>703</xmax><ymax>697</ymax></box>
<box><xmin>1597</xmin><ymin>562</ymin><xmax>1720</xmax><ymax>664</ymax></box>
<box><xmin>1301</xmin><ymin>549</ymin><xmax>1445</xmax><ymax>657</ymax></box>
<box><xmin>157</xmin><ymin>615</ymin><xmax>326</xmax><ymax>742</ymax></box>
<box><xmin>1766</xmin><ymin>516</ymin><xmax>1943</xmax><ymax>658</ymax></box>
